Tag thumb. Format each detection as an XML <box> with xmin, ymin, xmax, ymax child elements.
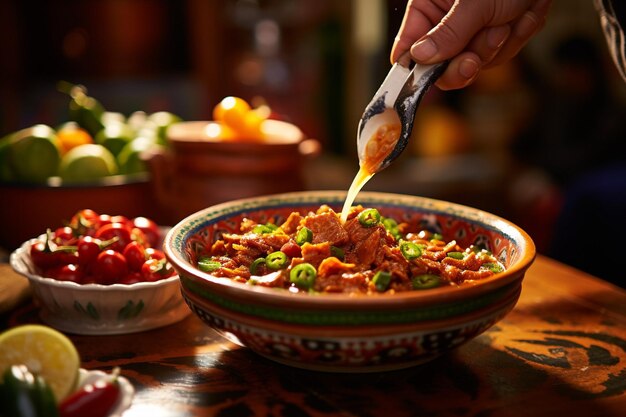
<box><xmin>410</xmin><ymin>2</ymin><xmax>492</xmax><ymax>64</ymax></box>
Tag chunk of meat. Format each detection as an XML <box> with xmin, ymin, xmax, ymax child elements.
<box><xmin>303</xmin><ymin>212</ymin><xmax>349</xmax><ymax>246</ymax></box>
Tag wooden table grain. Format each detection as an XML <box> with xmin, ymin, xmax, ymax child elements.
<box><xmin>4</xmin><ymin>254</ymin><xmax>626</xmax><ymax>417</ymax></box>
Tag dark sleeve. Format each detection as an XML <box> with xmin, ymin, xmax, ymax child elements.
<box><xmin>594</xmin><ymin>0</ymin><xmax>626</xmax><ymax>82</ymax></box>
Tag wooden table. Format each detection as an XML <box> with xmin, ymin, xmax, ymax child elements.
<box><xmin>3</xmin><ymin>254</ymin><xmax>626</xmax><ymax>417</ymax></box>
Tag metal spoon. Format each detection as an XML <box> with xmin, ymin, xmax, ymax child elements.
<box><xmin>357</xmin><ymin>53</ymin><xmax>448</xmax><ymax>174</ymax></box>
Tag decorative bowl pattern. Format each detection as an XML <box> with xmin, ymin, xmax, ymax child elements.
<box><xmin>164</xmin><ymin>191</ymin><xmax>536</xmax><ymax>372</ymax></box>
<box><xmin>10</xmin><ymin>237</ymin><xmax>189</xmax><ymax>335</ymax></box>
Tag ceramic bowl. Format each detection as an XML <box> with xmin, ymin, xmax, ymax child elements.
<box><xmin>9</xmin><ymin>234</ymin><xmax>189</xmax><ymax>335</ymax></box>
<box><xmin>164</xmin><ymin>191</ymin><xmax>535</xmax><ymax>372</ymax></box>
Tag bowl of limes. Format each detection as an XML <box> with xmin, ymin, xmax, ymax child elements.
<box><xmin>0</xmin><ymin>84</ymin><xmax>181</xmax><ymax>250</ymax></box>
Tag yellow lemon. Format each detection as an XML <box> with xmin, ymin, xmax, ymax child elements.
<box><xmin>0</xmin><ymin>324</ymin><xmax>80</xmax><ymax>402</ymax></box>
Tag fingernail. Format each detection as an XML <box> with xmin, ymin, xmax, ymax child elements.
<box><xmin>515</xmin><ymin>11</ymin><xmax>539</xmax><ymax>39</ymax></box>
<box><xmin>411</xmin><ymin>38</ymin><xmax>437</xmax><ymax>62</ymax></box>
<box><xmin>487</xmin><ymin>25</ymin><xmax>510</xmax><ymax>49</ymax></box>
<box><xmin>459</xmin><ymin>58</ymin><xmax>480</xmax><ymax>79</ymax></box>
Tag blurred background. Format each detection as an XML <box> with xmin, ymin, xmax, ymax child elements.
<box><xmin>1</xmin><ymin>0</ymin><xmax>625</xmax><ymax>286</ymax></box>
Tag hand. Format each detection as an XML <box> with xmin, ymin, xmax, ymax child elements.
<box><xmin>391</xmin><ymin>0</ymin><xmax>553</xmax><ymax>90</ymax></box>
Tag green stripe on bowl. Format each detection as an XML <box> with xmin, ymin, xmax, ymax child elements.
<box><xmin>181</xmin><ymin>276</ymin><xmax>517</xmax><ymax>326</ymax></box>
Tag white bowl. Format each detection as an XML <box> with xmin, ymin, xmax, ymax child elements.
<box><xmin>10</xmin><ymin>238</ymin><xmax>190</xmax><ymax>335</ymax></box>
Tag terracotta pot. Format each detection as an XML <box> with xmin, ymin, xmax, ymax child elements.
<box><xmin>146</xmin><ymin>120</ymin><xmax>320</xmax><ymax>224</ymax></box>
<box><xmin>0</xmin><ymin>174</ymin><xmax>164</xmax><ymax>251</ymax></box>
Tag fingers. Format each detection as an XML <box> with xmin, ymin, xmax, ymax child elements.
<box><xmin>435</xmin><ymin>52</ymin><xmax>482</xmax><ymax>90</ymax></box>
<box><xmin>486</xmin><ymin>0</ymin><xmax>552</xmax><ymax>68</ymax></box>
<box><xmin>391</xmin><ymin>0</ymin><xmax>450</xmax><ymax>63</ymax></box>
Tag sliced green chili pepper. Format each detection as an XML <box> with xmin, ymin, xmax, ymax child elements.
<box><xmin>446</xmin><ymin>251</ymin><xmax>465</xmax><ymax>260</ymax></box>
<box><xmin>372</xmin><ymin>270</ymin><xmax>391</xmax><ymax>292</ymax></box>
<box><xmin>471</xmin><ymin>245</ymin><xmax>492</xmax><ymax>255</ymax></box>
<box><xmin>381</xmin><ymin>217</ymin><xmax>397</xmax><ymax>230</ymax></box>
<box><xmin>382</xmin><ymin>217</ymin><xmax>402</xmax><ymax>241</ymax></box>
<box><xmin>358</xmin><ymin>208</ymin><xmax>381</xmax><ymax>227</ymax></box>
<box><xmin>400</xmin><ymin>241</ymin><xmax>422</xmax><ymax>260</ymax></box>
<box><xmin>1</xmin><ymin>364</ymin><xmax>59</xmax><ymax>417</ymax></box>
<box><xmin>295</xmin><ymin>227</ymin><xmax>313</xmax><ymax>246</ymax></box>
<box><xmin>412</xmin><ymin>274</ymin><xmax>441</xmax><ymax>290</ymax></box>
<box><xmin>266</xmin><ymin>251</ymin><xmax>289</xmax><ymax>269</ymax></box>
<box><xmin>431</xmin><ymin>233</ymin><xmax>443</xmax><ymax>241</ymax></box>
<box><xmin>330</xmin><ymin>246</ymin><xmax>345</xmax><ymax>260</ymax></box>
<box><xmin>483</xmin><ymin>262</ymin><xmax>504</xmax><ymax>273</ymax></box>
<box><xmin>253</xmin><ymin>223</ymin><xmax>277</xmax><ymax>234</ymax></box>
<box><xmin>249</xmin><ymin>257</ymin><xmax>266</xmax><ymax>275</ymax></box>
<box><xmin>289</xmin><ymin>263</ymin><xmax>317</xmax><ymax>289</ymax></box>
<box><xmin>198</xmin><ymin>256</ymin><xmax>221</xmax><ymax>272</ymax></box>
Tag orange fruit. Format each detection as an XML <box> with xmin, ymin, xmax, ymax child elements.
<box><xmin>56</xmin><ymin>122</ymin><xmax>93</xmax><ymax>155</ymax></box>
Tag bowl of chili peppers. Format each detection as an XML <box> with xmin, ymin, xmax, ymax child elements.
<box><xmin>164</xmin><ymin>191</ymin><xmax>536</xmax><ymax>372</ymax></box>
<box><xmin>9</xmin><ymin>209</ymin><xmax>190</xmax><ymax>335</ymax></box>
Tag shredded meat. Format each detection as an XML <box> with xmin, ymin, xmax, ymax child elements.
<box><xmin>192</xmin><ymin>205</ymin><xmax>504</xmax><ymax>294</ymax></box>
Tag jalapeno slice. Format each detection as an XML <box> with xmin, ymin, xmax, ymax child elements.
<box><xmin>358</xmin><ymin>208</ymin><xmax>381</xmax><ymax>227</ymax></box>
<box><xmin>289</xmin><ymin>263</ymin><xmax>317</xmax><ymax>289</ymax></box>
<box><xmin>372</xmin><ymin>270</ymin><xmax>391</xmax><ymax>292</ymax></box>
<box><xmin>431</xmin><ymin>233</ymin><xmax>443</xmax><ymax>241</ymax></box>
<box><xmin>295</xmin><ymin>227</ymin><xmax>313</xmax><ymax>246</ymax></box>
<box><xmin>249</xmin><ymin>257</ymin><xmax>266</xmax><ymax>275</ymax></box>
<box><xmin>253</xmin><ymin>223</ymin><xmax>277</xmax><ymax>234</ymax></box>
<box><xmin>330</xmin><ymin>245</ymin><xmax>345</xmax><ymax>260</ymax></box>
<box><xmin>266</xmin><ymin>251</ymin><xmax>289</xmax><ymax>269</ymax></box>
<box><xmin>482</xmin><ymin>262</ymin><xmax>504</xmax><ymax>273</ymax></box>
<box><xmin>446</xmin><ymin>251</ymin><xmax>465</xmax><ymax>260</ymax></box>
<box><xmin>400</xmin><ymin>241</ymin><xmax>422</xmax><ymax>260</ymax></box>
<box><xmin>412</xmin><ymin>274</ymin><xmax>441</xmax><ymax>290</ymax></box>
<box><xmin>198</xmin><ymin>256</ymin><xmax>221</xmax><ymax>272</ymax></box>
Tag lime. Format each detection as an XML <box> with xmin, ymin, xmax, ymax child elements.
<box><xmin>95</xmin><ymin>121</ymin><xmax>134</xmax><ymax>157</ymax></box>
<box><xmin>0</xmin><ymin>324</ymin><xmax>81</xmax><ymax>402</ymax></box>
<box><xmin>117</xmin><ymin>136</ymin><xmax>159</xmax><ymax>175</ymax></box>
<box><xmin>8</xmin><ymin>124</ymin><xmax>61</xmax><ymax>183</ymax></box>
<box><xmin>148</xmin><ymin>111</ymin><xmax>181</xmax><ymax>144</ymax></box>
<box><xmin>59</xmin><ymin>143</ymin><xmax>118</xmax><ymax>182</ymax></box>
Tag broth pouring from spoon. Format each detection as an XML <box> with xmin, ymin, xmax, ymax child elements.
<box><xmin>340</xmin><ymin>109</ymin><xmax>402</xmax><ymax>222</ymax></box>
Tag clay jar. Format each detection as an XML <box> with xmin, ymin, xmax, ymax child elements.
<box><xmin>147</xmin><ymin>120</ymin><xmax>320</xmax><ymax>224</ymax></box>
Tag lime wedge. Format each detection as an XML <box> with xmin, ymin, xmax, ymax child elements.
<box><xmin>59</xmin><ymin>143</ymin><xmax>118</xmax><ymax>182</ymax></box>
<box><xmin>0</xmin><ymin>324</ymin><xmax>81</xmax><ymax>402</ymax></box>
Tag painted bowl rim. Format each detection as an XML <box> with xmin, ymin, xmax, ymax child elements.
<box><xmin>164</xmin><ymin>190</ymin><xmax>536</xmax><ymax>307</ymax></box>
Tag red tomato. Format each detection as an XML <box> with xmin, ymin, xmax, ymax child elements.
<box><xmin>44</xmin><ymin>264</ymin><xmax>83</xmax><ymax>283</ymax></box>
<box><xmin>130</xmin><ymin>227</ymin><xmax>148</xmax><ymax>247</ymax></box>
<box><xmin>97</xmin><ymin>214</ymin><xmax>113</xmax><ymax>228</ymax></box>
<box><xmin>54</xmin><ymin>227</ymin><xmax>76</xmax><ymax>245</ymax></box>
<box><xmin>123</xmin><ymin>241</ymin><xmax>147</xmax><ymax>272</ymax></box>
<box><xmin>132</xmin><ymin>217</ymin><xmax>160</xmax><ymax>247</ymax></box>
<box><xmin>69</xmin><ymin>209</ymin><xmax>100</xmax><ymax>236</ymax></box>
<box><xmin>145</xmin><ymin>247</ymin><xmax>166</xmax><ymax>260</ymax></box>
<box><xmin>93</xmin><ymin>250</ymin><xmax>128</xmax><ymax>285</ymax></box>
<box><xmin>110</xmin><ymin>215</ymin><xmax>131</xmax><ymax>228</ymax></box>
<box><xmin>280</xmin><ymin>240</ymin><xmax>301</xmax><ymax>258</ymax></box>
<box><xmin>141</xmin><ymin>258</ymin><xmax>175</xmax><ymax>282</ymax></box>
<box><xmin>76</xmin><ymin>236</ymin><xmax>102</xmax><ymax>269</ymax></box>
<box><xmin>94</xmin><ymin>223</ymin><xmax>131</xmax><ymax>252</ymax></box>
<box><xmin>120</xmin><ymin>272</ymin><xmax>142</xmax><ymax>285</ymax></box>
<box><xmin>30</xmin><ymin>241</ymin><xmax>78</xmax><ymax>270</ymax></box>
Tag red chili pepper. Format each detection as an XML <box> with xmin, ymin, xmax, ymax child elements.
<box><xmin>58</xmin><ymin>367</ymin><xmax>121</xmax><ymax>417</ymax></box>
